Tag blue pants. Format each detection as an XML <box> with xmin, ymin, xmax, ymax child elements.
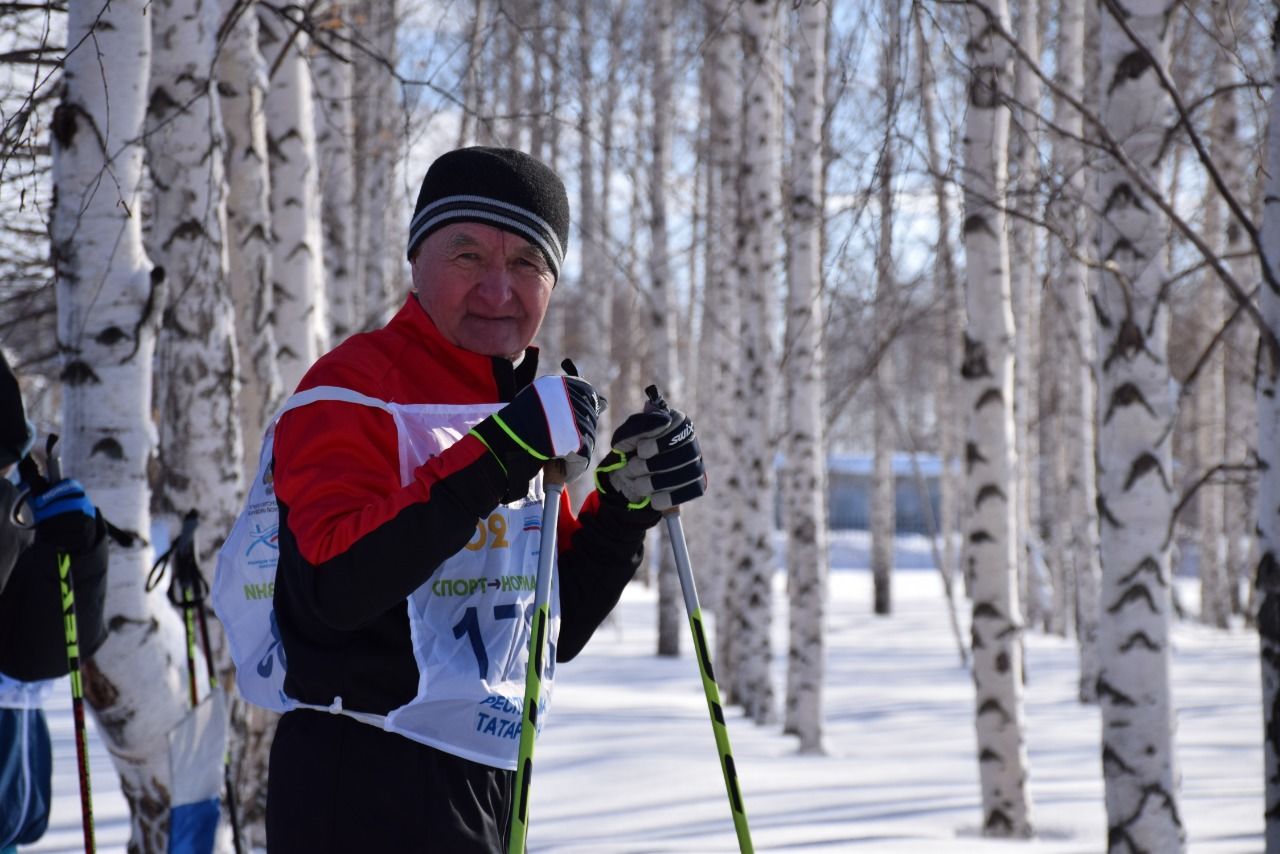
<box><xmin>0</xmin><ymin>707</ymin><xmax>51</xmax><ymax>848</ymax></box>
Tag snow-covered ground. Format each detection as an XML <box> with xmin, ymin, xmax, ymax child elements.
<box><xmin>30</xmin><ymin>533</ymin><xmax>1263</xmax><ymax>852</ymax></box>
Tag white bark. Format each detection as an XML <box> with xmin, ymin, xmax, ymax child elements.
<box><xmin>1094</xmin><ymin>1</ymin><xmax>1183</xmax><ymax>849</ymax></box>
<box><xmin>352</xmin><ymin>0</ymin><xmax>399</xmax><ymax>328</ymax></box>
<box><xmin>1009</xmin><ymin>0</ymin><xmax>1042</xmax><ymax>630</ymax></box>
<box><xmin>871</xmin><ymin>0</ymin><xmax>899</xmax><ymax>618</ymax></box>
<box><xmin>782</xmin><ymin>0</ymin><xmax>829</xmax><ymax>755</ymax></box>
<box><xmin>913</xmin><ymin>7</ymin><xmax>963</xmax><ymax>595</ymax></box>
<box><xmin>1255</xmin><ymin>17</ymin><xmax>1280</xmax><ymax>851</ymax></box>
<box><xmin>731</xmin><ymin>0</ymin><xmax>782</xmax><ymax>726</ymax></box>
<box><xmin>313</xmin><ymin>0</ymin><xmax>360</xmax><ymax>342</ymax></box>
<box><xmin>217</xmin><ymin>0</ymin><xmax>283</xmax><ymax>476</ymax></box>
<box><xmin>261</xmin><ymin>9</ymin><xmax>329</xmax><ymax>392</ymax></box>
<box><xmin>458</xmin><ymin>0</ymin><xmax>490</xmax><ymax>146</ymax></box>
<box><xmin>51</xmin><ymin>3</ymin><xmax>191</xmax><ymax>848</ymax></box>
<box><xmin>1052</xmin><ymin>0</ymin><xmax>1102</xmax><ymax>702</ymax></box>
<box><xmin>960</xmin><ymin>0</ymin><xmax>1033</xmax><ymax>837</ymax></box>
<box><xmin>703</xmin><ymin>0</ymin><xmax>742</xmax><ymax>656</ymax></box>
<box><xmin>647</xmin><ymin>0</ymin><xmax>683</xmax><ymax>658</ymax></box>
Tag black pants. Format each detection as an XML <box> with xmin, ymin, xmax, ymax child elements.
<box><xmin>267</xmin><ymin>709</ymin><xmax>513</xmax><ymax>852</ymax></box>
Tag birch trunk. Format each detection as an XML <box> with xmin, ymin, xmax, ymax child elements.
<box><xmin>603</xmin><ymin>0</ymin><xmax>633</xmax><ymax>421</ymax></box>
<box><xmin>703</xmin><ymin>0</ymin><xmax>743</xmax><ymax>657</ymax></box>
<box><xmin>576</xmin><ymin>0</ymin><xmax>611</xmax><ymax>418</ymax></box>
<box><xmin>729</xmin><ymin>0</ymin><xmax>782</xmax><ymax>725</ymax></box>
<box><xmin>1009</xmin><ymin>0</ymin><xmax>1042</xmax><ymax>631</ymax></box>
<box><xmin>647</xmin><ymin>0</ymin><xmax>683</xmax><ymax>658</ymax></box>
<box><xmin>260</xmin><ymin>10</ymin><xmax>329</xmax><ymax>392</ymax></box>
<box><xmin>51</xmin><ymin>3</ymin><xmax>191</xmax><ymax>848</ymax></box>
<box><xmin>871</xmin><ymin>0</ymin><xmax>899</xmax><ymax>618</ymax></box>
<box><xmin>217</xmin><ymin>0</ymin><xmax>283</xmax><ymax>475</ymax></box>
<box><xmin>960</xmin><ymin>0</ymin><xmax>1033</xmax><ymax>836</ymax></box>
<box><xmin>1255</xmin><ymin>17</ymin><xmax>1280</xmax><ymax>850</ymax></box>
<box><xmin>458</xmin><ymin>0</ymin><xmax>489</xmax><ymax>146</ymax></box>
<box><xmin>1094</xmin><ymin>1</ymin><xmax>1183</xmax><ymax>848</ymax></box>
<box><xmin>313</xmin><ymin>0</ymin><xmax>360</xmax><ymax>342</ymax></box>
<box><xmin>1195</xmin><ymin>162</ymin><xmax>1227</xmax><ymax>629</ymax></box>
<box><xmin>913</xmin><ymin>7</ymin><xmax>963</xmax><ymax>594</ymax></box>
<box><xmin>782</xmin><ymin>0</ymin><xmax>829</xmax><ymax>754</ymax></box>
<box><xmin>1052</xmin><ymin>0</ymin><xmax>1102</xmax><ymax>702</ymax></box>
<box><xmin>1211</xmin><ymin>0</ymin><xmax>1255</xmax><ymax>621</ymax></box>
<box><xmin>352</xmin><ymin>0</ymin><xmax>399</xmax><ymax>328</ymax></box>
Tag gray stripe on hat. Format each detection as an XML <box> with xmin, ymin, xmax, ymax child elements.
<box><xmin>406</xmin><ymin>209</ymin><xmax>562</xmax><ymax>273</ymax></box>
<box><xmin>409</xmin><ymin>194</ymin><xmax>564</xmax><ymax>260</ymax></box>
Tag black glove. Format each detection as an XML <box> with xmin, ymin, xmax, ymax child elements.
<box><xmin>595</xmin><ymin>402</ymin><xmax>706</xmax><ymax>511</ymax></box>
<box><xmin>17</xmin><ymin>455</ymin><xmax>99</xmax><ymax>555</ymax></box>
<box><xmin>471</xmin><ymin>375</ymin><xmax>607</xmax><ymax>502</ymax></box>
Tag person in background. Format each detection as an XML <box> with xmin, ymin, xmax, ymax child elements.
<box><xmin>0</xmin><ymin>351</ymin><xmax>108</xmax><ymax>853</ymax></box>
<box><xmin>265</xmin><ymin>147</ymin><xmax>706</xmax><ymax>852</ymax></box>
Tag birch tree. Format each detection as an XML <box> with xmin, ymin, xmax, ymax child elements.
<box><xmin>52</xmin><ymin>2</ymin><xmax>192</xmax><ymax>847</ymax></box>
<box><xmin>701</xmin><ymin>0</ymin><xmax>743</xmax><ymax>653</ymax></box>
<box><xmin>1049</xmin><ymin>0</ymin><xmax>1102</xmax><ymax>703</ymax></box>
<box><xmin>913</xmin><ymin>5</ymin><xmax>963</xmax><ymax>593</ymax></box>
<box><xmin>352</xmin><ymin>0</ymin><xmax>399</xmax><ymax>327</ymax></box>
<box><xmin>648</xmin><ymin>0</ymin><xmax>683</xmax><ymax>657</ymax></box>
<box><xmin>313</xmin><ymin>0</ymin><xmax>360</xmax><ymax>342</ymax></box>
<box><xmin>260</xmin><ymin>7</ymin><xmax>329</xmax><ymax>392</ymax></box>
<box><xmin>1255</xmin><ymin>15</ymin><xmax>1280</xmax><ymax>849</ymax></box>
<box><xmin>1094</xmin><ymin>0</ymin><xmax>1183</xmax><ymax>848</ymax></box>
<box><xmin>217</xmin><ymin>0</ymin><xmax>283</xmax><ymax>473</ymax></box>
<box><xmin>871</xmin><ymin>0</ymin><xmax>900</xmax><ymax>618</ymax></box>
<box><xmin>960</xmin><ymin>0</ymin><xmax>1033</xmax><ymax>836</ymax></box>
<box><xmin>782</xmin><ymin>0</ymin><xmax>829</xmax><ymax>754</ymax></box>
<box><xmin>728</xmin><ymin>0</ymin><xmax>782</xmax><ymax>725</ymax></box>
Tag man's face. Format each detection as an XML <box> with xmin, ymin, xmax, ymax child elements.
<box><xmin>411</xmin><ymin>223</ymin><xmax>555</xmax><ymax>361</ymax></box>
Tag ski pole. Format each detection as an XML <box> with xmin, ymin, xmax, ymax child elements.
<box><xmin>508</xmin><ymin>459</ymin><xmax>566</xmax><ymax>854</ymax></box>
<box><xmin>46</xmin><ymin>435</ymin><xmax>97</xmax><ymax>854</ymax></box>
<box><xmin>149</xmin><ymin>510</ymin><xmax>246</xmax><ymax>854</ymax></box>
<box><xmin>646</xmin><ymin>386</ymin><xmax>753</xmax><ymax>854</ymax></box>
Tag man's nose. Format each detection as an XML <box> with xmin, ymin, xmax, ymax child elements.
<box><xmin>474</xmin><ymin>266</ymin><xmax>515</xmax><ymax>303</ymax></box>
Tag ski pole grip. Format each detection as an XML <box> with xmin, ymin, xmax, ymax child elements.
<box><xmin>543</xmin><ymin>458</ymin><xmax>567</xmax><ymax>486</ymax></box>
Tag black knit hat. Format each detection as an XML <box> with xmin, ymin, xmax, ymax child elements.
<box><xmin>406</xmin><ymin>147</ymin><xmax>570</xmax><ymax>279</ymax></box>
<box><xmin>0</xmin><ymin>351</ymin><xmax>34</xmax><ymax>468</ymax></box>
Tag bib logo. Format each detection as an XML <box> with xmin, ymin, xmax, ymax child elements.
<box><xmin>245</xmin><ymin>522</ymin><xmax>279</xmax><ymax>570</ymax></box>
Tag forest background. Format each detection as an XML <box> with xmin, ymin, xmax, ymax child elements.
<box><xmin>3</xmin><ymin>0</ymin><xmax>1280</xmax><ymax>852</ymax></box>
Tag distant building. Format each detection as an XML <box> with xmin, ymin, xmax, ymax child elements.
<box><xmin>826</xmin><ymin>454</ymin><xmax>947</xmax><ymax>533</ymax></box>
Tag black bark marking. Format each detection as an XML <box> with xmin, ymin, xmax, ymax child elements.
<box><xmin>95</xmin><ymin>326</ymin><xmax>129</xmax><ymax>346</ymax></box>
<box><xmin>1104</xmin><ymin>382</ymin><xmax>1157</xmax><ymax>423</ymax></box>
<box><xmin>1109</xmin><ymin>50</ymin><xmax>1153</xmax><ymax>95</ymax></box>
<box><xmin>1097</xmin><ymin>678</ymin><xmax>1136</xmax><ymax>707</ymax></box>
<box><xmin>961</xmin><ymin>335</ymin><xmax>992</xmax><ymax>380</ymax></box>
<box><xmin>1093</xmin><ymin>293</ymin><xmax>1112</xmax><ymax>329</ymax></box>
<box><xmin>1123</xmin><ymin>452</ymin><xmax>1170</xmax><ymax>492</ymax></box>
<box><xmin>91</xmin><ymin>437</ymin><xmax>124</xmax><ymax>460</ymax></box>
<box><xmin>969</xmin><ymin>66</ymin><xmax>1002</xmax><ymax>109</ymax></box>
<box><xmin>1103</xmin><ymin>182</ymin><xmax>1146</xmax><ymax>216</ymax></box>
<box><xmin>970</xmin><ymin>530</ymin><xmax>996</xmax><ymax>545</ymax></box>
<box><xmin>1118</xmin><ymin>556</ymin><xmax>1163</xmax><ymax>587</ymax></box>
<box><xmin>1098</xmin><ymin>495</ymin><xmax>1124</xmax><ymax>529</ymax></box>
<box><xmin>978</xmin><ymin>747</ymin><xmax>1002</xmax><ymax>764</ymax></box>
<box><xmin>966</xmin><ymin>442</ymin><xmax>988</xmax><ymax>474</ymax></box>
<box><xmin>985</xmin><ymin>808</ymin><xmax>1014</xmax><ymax>835</ymax></box>
<box><xmin>51</xmin><ymin>102</ymin><xmax>77</xmax><ymax>148</ymax></box>
<box><xmin>976</xmin><ymin>698</ymin><xmax>1010</xmax><ymax>723</ymax></box>
<box><xmin>1107</xmin><ymin>582</ymin><xmax>1160</xmax><ymax>615</ymax></box>
<box><xmin>975</xmin><ymin>483</ymin><xmax>1006</xmax><ymax>509</ymax></box>
<box><xmin>975</xmin><ymin>388</ymin><xmax>1004</xmax><ymax>411</ymax></box>
<box><xmin>1119</xmin><ymin>631</ymin><xmax>1160</xmax><ymax>652</ymax></box>
<box><xmin>1103</xmin><ymin>319</ymin><xmax>1147</xmax><ymax>371</ymax></box>
<box><xmin>61</xmin><ymin>360</ymin><xmax>100</xmax><ymax>386</ymax></box>
<box><xmin>973</xmin><ymin>602</ymin><xmax>1003</xmax><ymax>621</ymax></box>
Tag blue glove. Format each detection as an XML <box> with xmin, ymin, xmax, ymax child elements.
<box><xmin>18</xmin><ymin>460</ymin><xmax>98</xmax><ymax>554</ymax></box>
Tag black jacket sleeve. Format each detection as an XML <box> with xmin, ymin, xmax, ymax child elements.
<box><xmin>0</xmin><ymin>512</ymin><xmax>108</xmax><ymax>682</ymax></box>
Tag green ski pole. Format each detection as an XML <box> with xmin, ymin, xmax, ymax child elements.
<box><xmin>647</xmin><ymin>386</ymin><xmax>753</xmax><ymax>853</ymax></box>
<box><xmin>45</xmin><ymin>436</ymin><xmax>97</xmax><ymax>854</ymax></box>
<box><xmin>508</xmin><ymin>459</ymin><xmax>566</xmax><ymax>854</ymax></box>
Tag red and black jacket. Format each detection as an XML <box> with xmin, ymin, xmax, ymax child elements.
<box><xmin>272</xmin><ymin>297</ymin><xmax>655</xmax><ymax>716</ymax></box>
